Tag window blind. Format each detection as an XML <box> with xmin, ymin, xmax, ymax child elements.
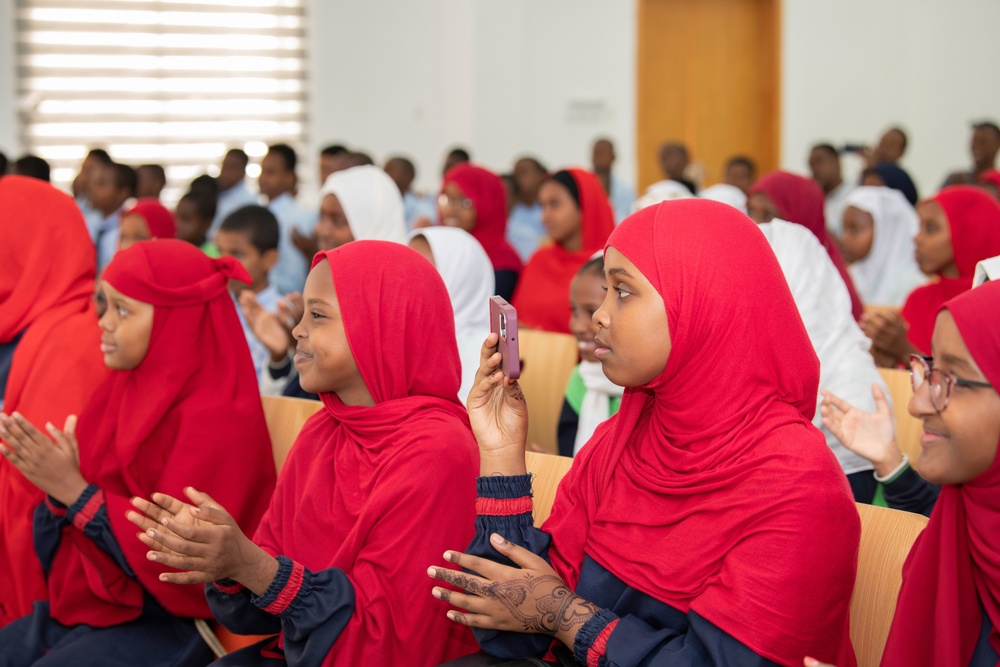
<box><xmin>17</xmin><ymin>0</ymin><xmax>308</xmax><ymax>204</ymax></box>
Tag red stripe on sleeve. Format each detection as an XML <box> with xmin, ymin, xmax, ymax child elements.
<box><xmin>475</xmin><ymin>496</ymin><xmax>533</xmax><ymax>516</ymax></box>
<box><xmin>71</xmin><ymin>489</ymin><xmax>105</xmax><ymax>531</ymax></box>
<box><xmin>586</xmin><ymin>618</ymin><xmax>619</xmax><ymax>667</ymax></box>
<box><xmin>262</xmin><ymin>560</ymin><xmax>305</xmax><ymax>615</ymax></box>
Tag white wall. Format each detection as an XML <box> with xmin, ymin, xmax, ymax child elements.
<box><xmin>307</xmin><ymin>0</ymin><xmax>637</xmax><ymax>196</ymax></box>
<box><xmin>780</xmin><ymin>0</ymin><xmax>1000</xmax><ymax>195</ymax></box>
<box><xmin>0</xmin><ymin>0</ymin><xmax>18</xmax><ymax>156</ymax></box>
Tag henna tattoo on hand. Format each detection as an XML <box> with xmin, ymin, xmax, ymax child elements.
<box><xmin>474</xmin><ymin>573</ymin><xmax>598</xmax><ymax>636</ymax></box>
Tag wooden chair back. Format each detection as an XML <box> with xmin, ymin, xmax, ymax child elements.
<box><xmin>518</xmin><ymin>330</ymin><xmax>579</xmax><ymax>455</ymax></box>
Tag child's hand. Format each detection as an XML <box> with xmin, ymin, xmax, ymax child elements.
<box><xmin>291</xmin><ymin>228</ymin><xmax>319</xmax><ymax>260</ymax></box>
<box><xmin>861</xmin><ymin>310</ymin><xmax>912</xmax><ymax>363</ymax></box>
<box><xmin>239</xmin><ymin>291</ymin><xmax>295</xmax><ymax>360</ymax></box>
<box><xmin>820</xmin><ymin>385</ymin><xmax>903</xmax><ymax>477</ymax></box>
<box><xmin>0</xmin><ymin>413</ymin><xmax>88</xmax><ymax>506</ymax></box>
<box><xmin>128</xmin><ymin>487</ymin><xmax>278</xmax><ymax>594</ymax></box>
<box><xmin>467</xmin><ymin>333</ymin><xmax>528</xmax><ymax>475</ymax></box>
<box><xmin>803</xmin><ymin>658</ymin><xmax>835</xmax><ymax>667</ymax></box>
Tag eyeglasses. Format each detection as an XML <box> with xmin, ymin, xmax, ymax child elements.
<box><xmin>908</xmin><ymin>354</ymin><xmax>993</xmax><ymax>412</ymax></box>
<box><xmin>438</xmin><ymin>194</ymin><xmax>474</xmax><ymax>210</ymax></box>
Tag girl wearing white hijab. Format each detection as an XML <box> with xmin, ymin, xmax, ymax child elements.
<box><xmin>699</xmin><ymin>182</ymin><xmax>748</xmax><ymax>213</ymax></box>
<box><xmin>406</xmin><ymin>227</ymin><xmax>494</xmax><ymax>402</ymax></box>
<box><xmin>841</xmin><ymin>186</ymin><xmax>927</xmax><ymax>306</ymax></box>
<box><xmin>317</xmin><ymin>165</ymin><xmax>407</xmax><ymax>249</ymax></box>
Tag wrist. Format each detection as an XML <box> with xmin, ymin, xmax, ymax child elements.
<box><xmin>235</xmin><ymin>541</ymin><xmax>279</xmax><ymax>596</ymax></box>
<box><xmin>479</xmin><ymin>447</ymin><xmax>527</xmax><ymax>477</ymax></box>
<box><xmin>872</xmin><ymin>447</ymin><xmax>903</xmax><ymax>478</ymax></box>
<box><xmin>52</xmin><ymin>476</ymin><xmax>89</xmax><ymax>507</ymax></box>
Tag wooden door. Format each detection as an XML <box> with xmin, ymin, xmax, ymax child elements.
<box><xmin>636</xmin><ymin>0</ymin><xmax>781</xmax><ymax>191</ymax></box>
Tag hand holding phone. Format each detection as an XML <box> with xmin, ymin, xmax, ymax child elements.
<box><xmin>489</xmin><ymin>296</ymin><xmax>520</xmax><ymax>380</ymax></box>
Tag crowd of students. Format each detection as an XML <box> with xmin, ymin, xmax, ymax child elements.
<box><xmin>1</xmin><ymin>118</ymin><xmax>999</xmax><ymax>667</ymax></box>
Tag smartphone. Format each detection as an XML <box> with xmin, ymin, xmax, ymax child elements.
<box><xmin>489</xmin><ymin>296</ymin><xmax>521</xmax><ymax>380</ymax></box>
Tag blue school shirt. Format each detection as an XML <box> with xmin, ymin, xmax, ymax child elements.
<box><xmin>609</xmin><ymin>174</ymin><xmax>636</xmax><ymax>225</ymax></box>
<box><xmin>268</xmin><ymin>193</ymin><xmax>318</xmax><ymax>296</ymax></box>
<box><xmin>212</xmin><ymin>180</ymin><xmax>259</xmax><ymax>239</ymax></box>
<box><xmin>403</xmin><ymin>191</ymin><xmax>437</xmax><ymax>231</ymax></box>
<box><xmin>233</xmin><ymin>285</ymin><xmax>281</xmax><ymax>385</ymax></box>
<box><xmin>85</xmin><ymin>206</ymin><xmax>123</xmax><ymax>274</ymax></box>
<box><xmin>506</xmin><ymin>202</ymin><xmax>545</xmax><ymax>262</ymax></box>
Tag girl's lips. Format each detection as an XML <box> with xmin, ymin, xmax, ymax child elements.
<box><xmin>100</xmin><ymin>342</ymin><xmax>117</xmax><ymax>353</ymax></box>
<box><xmin>577</xmin><ymin>340</ymin><xmax>597</xmax><ymax>354</ymax></box>
<box><xmin>293</xmin><ymin>351</ymin><xmax>313</xmax><ymax>365</ymax></box>
<box><xmin>920</xmin><ymin>427</ymin><xmax>948</xmax><ymax>447</ymax></box>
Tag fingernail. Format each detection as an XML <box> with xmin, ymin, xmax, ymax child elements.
<box><xmin>159</xmin><ymin>574</ymin><xmax>168</xmax><ymax>581</ymax></box>
<box><xmin>426</xmin><ymin>566</ymin><xmax>437</xmax><ymax>577</ymax></box>
<box><xmin>161</xmin><ymin>518</ymin><xmax>168</xmax><ymax>525</ymax></box>
<box><xmin>491</xmin><ymin>533</ymin><xmax>506</xmax><ymax>546</ymax></box>
<box><xmin>148</xmin><ymin>552</ymin><xmax>157</xmax><ymax>561</ymax></box>
<box><xmin>147</xmin><ymin>529</ymin><xmax>155</xmax><ymax>537</ymax></box>
<box><xmin>45</xmin><ymin>423</ymin><xmax>55</xmax><ymax>431</ymax></box>
<box><xmin>432</xmin><ymin>588</ymin><xmax>442</xmax><ymax>599</ymax></box>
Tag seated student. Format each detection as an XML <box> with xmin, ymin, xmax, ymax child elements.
<box><xmin>441</xmin><ymin>163</ymin><xmax>522</xmax><ymax>302</ymax></box>
<box><xmin>384</xmin><ymin>155</ymin><xmax>437</xmax><ymax>231</ymax></box>
<box><xmin>657</xmin><ymin>141</ymin><xmax>698</xmax><ymax>194</ymax></box>
<box><xmin>592</xmin><ymin>138</ymin><xmax>635</xmax><ymax>225</ymax></box>
<box><xmin>0</xmin><ymin>240</ymin><xmax>275</xmax><ymax>666</ymax></box>
<box><xmin>71</xmin><ymin>148</ymin><xmax>111</xmax><ymax>220</ymax></box>
<box><xmin>807</xmin><ymin>280</ymin><xmax>1000</xmax><ymax>667</ymax></box>
<box><xmin>129</xmin><ymin>241</ymin><xmax>480</xmax><ymax>666</ymax></box>
<box><xmin>724</xmin><ymin>155</ymin><xmax>756</xmax><ymax>195</ymax></box>
<box><xmin>0</xmin><ymin>177</ymin><xmax>108</xmax><ymax>626</ymax></box>
<box><xmin>117</xmin><ymin>200</ymin><xmax>176</xmax><ymax>252</ymax></box>
<box><xmin>259</xmin><ymin>143</ymin><xmax>318</xmax><ymax>295</ymax></box>
<box><xmin>808</xmin><ymin>143</ymin><xmax>854</xmax><ymax>237</ymax></box>
<box><xmin>86</xmin><ymin>161</ymin><xmax>137</xmax><ymax>274</ymax></box>
<box><xmin>213</xmin><ymin>148</ymin><xmax>257</xmax><ymax>237</ymax></box>
<box><xmin>860</xmin><ymin>163</ymin><xmax>919</xmax><ymax>207</ymax></box>
<box><xmin>175</xmin><ymin>188</ymin><xmax>220</xmax><ymax>258</ymax></box>
<box><xmin>557</xmin><ymin>257</ymin><xmax>623</xmax><ymax>458</ymax></box>
<box><xmin>407</xmin><ymin>227</ymin><xmax>494</xmax><ymax>402</ymax></box>
<box><xmin>749</xmin><ymin>171</ymin><xmax>864</xmax><ymax>321</ymax></box>
<box><xmin>442</xmin><ymin>146</ymin><xmax>471</xmax><ymax>176</ymax></box>
<box><xmin>318</xmin><ymin>144</ymin><xmax>350</xmax><ymax>185</ymax></box>
<box><xmin>215</xmin><ymin>206</ymin><xmax>281</xmax><ymax>383</ymax></box>
<box><xmin>506</xmin><ymin>157</ymin><xmax>549</xmax><ymax>261</ymax></box>
<box><xmin>863</xmin><ymin>186</ymin><xmax>1000</xmax><ymax>366</ymax></box>
<box><xmin>135</xmin><ymin>164</ymin><xmax>166</xmax><ymax>200</ymax></box>
<box><xmin>841</xmin><ymin>186</ymin><xmax>926</xmax><ymax>307</ymax></box>
<box><xmin>511</xmin><ymin>168</ymin><xmax>615</xmax><ymax>334</ymax></box>
<box><xmin>432</xmin><ymin>199</ymin><xmax>859</xmax><ymax>667</ymax></box>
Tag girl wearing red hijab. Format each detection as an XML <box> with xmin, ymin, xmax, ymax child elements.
<box><xmin>511</xmin><ymin>168</ymin><xmax>616</xmax><ymax>334</ymax></box>
<box><xmin>0</xmin><ymin>240</ymin><xmax>276</xmax><ymax>665</ymax></box>
<box><xmin>431</xmin><ymin>200</ymin><xmax>860</xmax><ymax>666</ymax></box>
<box><xmin>0</xmin><ymin>176</ymin><xmax>108</xmax><ymax>626</ymax></box>
<box><xmin>117</xmin><ymin>199</ymin><xmax>177</xmax><ymax>252</ymax></box>
<box><xmin>864</xmin><ymin>186</ymin><xmax>1000</xmax><ymax>366</ymax></box>
<box><xmin>129</xmin><ymin>241</ymin><xmax>480</xmax><ymax>666</ymax></box>
<box><xmin>749</xmin><ymin>171</ymin><xmax>865</xmax><ymax>321</ymax></box>
<box><xmin>441</xmin><ymin>164</ymin><xmax>523</xmax><ymax>301</ymax></box>
<box><xmin>808</xmin><ymin>279</ymin><xmax>1000</xmax><ymax>667</ymax></box>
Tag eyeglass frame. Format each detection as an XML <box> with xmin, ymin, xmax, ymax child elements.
<box><xmin>438</xmin><ymin>194</ymin><xmax>474</xmax><ymax>210</ymax></box>
<box><xmin>908</xmin><ymin>354</ymin><xmax>993</xmax><ymax>412</ymax></box>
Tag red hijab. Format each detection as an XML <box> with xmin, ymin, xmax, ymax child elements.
<box><xmin>252</xmin><ymin>241</ymin><xmax>479</xmax><ymax>666</ymax></box>
<box><xmin>883</xmin><ymin>280</ymin><xmax>1000</xmax><ymax>666</ymax></box>
<box><xmin>125</xmin><ymin>198</ymin><xmax>176</xmax><ymax>239</ymax></box>
<box><xmin>442</xmin><ymin>164</ymin><xmax>522</xmax><ymax>273</ymax></box>
<box><xmin>901</xmin><ymin>186</ymin><xmax>1000</xmax><ymax>354</ymax></box>
<box><xmin>0</xmin><ymin>176</ymin><xmax>108</xmax><ymax>625</ymax></box>
<box><xmin>751</xmin><ymin>171</ymin><xmax>864</xmax><ymax>320</ymax></box>
<box><xmin>511</xmin><ymin>168</ymin><xmax>615</xmax><ymax>333</ymax></box>
<box><xmin>542</xmin><ymin>201</ymin><xmax>859</xmax><ymax>666</ymax></box>
<box><xmin>45</xmin><ymin>239</ymin><xmax>276</xmax><ymax>627</ymax></box>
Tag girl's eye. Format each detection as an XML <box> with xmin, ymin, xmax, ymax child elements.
<box><xmin>925</xmin><ymin>223</ymin><xmax>939</xmax><ymax>234</ymax></box>
<box><xmin>310</xmin><ymin>310</ymin><xmax>325</xmax><ymax>320</ymax></box>
<box><xmin>116</xmin><ymin>305</ymin><xmax>128</xmax><ymax>317</ymax></box>
<box><xmin>616</xmin><ymin>287</ymin><xmax>631</xmax><ymax>299</ymax></box>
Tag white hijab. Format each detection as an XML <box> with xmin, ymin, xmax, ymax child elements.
<box><xmin>844</xmin><ymin>186</ymin><xmax>926</xmax><ymax>306</ymax></box>
<box><xmin>407</xmin><ymin>227</ymin><xmax>494</xmax><ymax>402</ymax></box>
<box><xmin>699</xmin><ymin>183</ymin><xmax>747</xmax><ymax>213</ymax></box>
<box><xmin>320</xmin><ymin>165</ymin><xmax>407</xmax><ymax>244</ymax></box>
<box><xmin>759</xmin><ymin>219</ymin><xmax>890</xmax><ymax>476</ymax></box>
<box><xmin>631</xmin><ymin>179</ymin><xmax>695</xmax><ymax>213</ymax></box>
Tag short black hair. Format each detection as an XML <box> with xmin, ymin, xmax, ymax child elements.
<box><xmin>578</xmin><ymin>255</ymin><xmax>604</xmax><ymax>278</ymax></box>
<box><xmin>220</xmin><ymin>205</ymin><xmax>280</xmax><ymax>253</ymax></box>
<box><xmin>346</xmin><ymin>151</ymin><xmax>374</xmax><ymax>167</ymax></box>
<box><xmin>516</xmin><ymin>156</ymin><xmax>548</xmax><ymax>174</ymax></box>
<box><xmin>386</xmin><ymin>155</ymin><xmax>416</xmax><ymax>180</ymax></box>
<box><xmin>189</xmin><ymin>173</ymin><xmax>218</xmax><ymax>197</ymax></box>
<box><xmin>179</xmin><ymin>188</ymin><xmax>217</xmax><ymax>222</ymax></box>
<box><xmin>726</xmin><ymin>155</ymin><xmax>757</xmax><ymax>175</ymax></box>
<box><xmin>225</xmin><ymin>148</ymin><xmax>249</xmax><ymax>168</ymax></box>
<box><xmin>447</xmin><ymin>147</ymin><xmax>471</xmax><ymax>162</ymax></box>
<box><xmin>321</xmin><ymin>144</ymin><xmax>348</xmax><ymax>158</ymax></box>
<box><xmin>810</xmin><ymin>143</ymin><xmax>839</xmax><ymax>157</ymax></box>
<box><xmin>886</xmin><ymin>126</ymin><xmax>908</xmax><ymax>151</ymax></box>
<box><xmin>111</xmin><ymin>162</ymin><xmax>137</xmax><ymax>196</ymax></box>
<box><xmin>973</xmin><ymin>121</ymin><xmax>1000</xmax><ymax>138</ymax></box>
<box><xmin>267</xmin><ymin>143</ymin><xmax>297</xmax><ymax>172</ymax></box>
<box><xmin>138</xmin><ymin>163</ymin><xmax>166</xmax><ymax>185</ymax></box>
<box><xmin>14</xmin><ymin>154</ymin><xmax>50</xmax><ymax>182</ymax></box>
<box><xmin>87</xmin><ymin>148</ymin><xmax>112</xmax><ymax>164</ymax></box>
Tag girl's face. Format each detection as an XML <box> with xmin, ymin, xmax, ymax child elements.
<box><xmin>118</xmin><ymin>213</ymin><xmax>152</xmax><ymax>252</ymax></box>
<box><xmin>97</xmin><ymin>281</ymin><xmax>154</xmax><ymax>370</ymax></box>
<box><xmin>174</xmin><ymin>198</ymin><xmax>211</xmax><ymax>246</ymax></box>
<box><xmin>317</xmin><ymin>193</ymin><xmax>353</xmax><ymax>251</ymax></box>
<box><xmin>539</xmin><ymin>180</ymin><xmax>582</xmax><ymax>249</ymax></box>
<box><xmin>439</xmin><ymin>182</ymin><xmax>476</xmax><ymax>232</ymax></box>
<box><xmin>568</xmin><ymin>269</ymin><xmax>605</xmax><ymax>363</ymax></box>
<box><xmin>292</xmin><ymin>259</ymin><xmax>373</xmax><ymax>405</ymax></box>
<box><xmin>592</xmin><ymin>247</ymin><xmax>671</xmax><ymax>386</ymax></box>
<box><xmin>746</xmin><ymin>191</ymin><xmax>780</xmax><ymax>224</ymax></box>
<box><xmin>914</xmin><ymin>200</ymin><xmax>957</xmax><ymax>277</ymax></box>
<box><xmin>909</xmin><ymin>310</ymin><xmax>1000</xmax><ymax>485</ymax></box>
<box><xmin>840</xmin><ymin>205</ymin><xmax>875</xmax><ymax>263</ymax></box>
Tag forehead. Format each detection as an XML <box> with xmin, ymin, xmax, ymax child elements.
<box><xmin>304</xmin><ymin>258</ymin><xmax>338</xmax><ymax>298</ymax></box>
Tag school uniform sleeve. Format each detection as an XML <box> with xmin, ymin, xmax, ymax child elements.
<box><xmin>466</xmin><ymin>474</ymin><xmax>557</xmax><ymax>659</ymax></box>
<box><xmin>205</xmin><ymin>558</ymin><xmax>354</xmax><ymax>653</ymax></box>
<box><xmin>33</xmin><ymin>484</ymin><xmax>134</xmax><ymax>576</ymax></box>
<box><xmin>881</xmin><ymin>465</ymin><xmax>940</xmax><ymax>517</ymax></box>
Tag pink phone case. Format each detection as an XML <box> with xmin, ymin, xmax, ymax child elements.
<box><xmin>489</xmin><ymin>296</ymin><xmax>520</xmax><ymax>380</ymax></box>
